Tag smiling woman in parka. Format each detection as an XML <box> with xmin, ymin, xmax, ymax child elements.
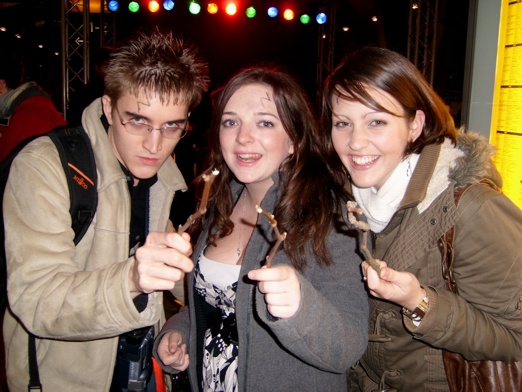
<box><xmin>318</xmin><ymin>47</ymin><xmax>522</xmax><ymax>391</ymax></box>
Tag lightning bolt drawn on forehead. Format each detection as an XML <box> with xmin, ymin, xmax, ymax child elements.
<box><xmin>136</xmin><ymin>98</ymin><xmax>151</xmax><ymax>112</ymax></box>
<box><xmin>260</xmin><ymin>91</ymin><xmax>272</xmax><ymax>106</ymax></box>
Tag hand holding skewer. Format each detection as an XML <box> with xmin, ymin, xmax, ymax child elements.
<box><xmin>347</xmin><ymin>201</ymin><xmax>381</xmax><ymax>276</ymax></box>
<box><xmin>177</xmin><ymin>169</ymin><xmax>219</xmax><ymax>234</ymax></box>
<box><xmin>255</xmin><ymin>205</ymin><xmax>287</xmax><ymax>268</ymax></box>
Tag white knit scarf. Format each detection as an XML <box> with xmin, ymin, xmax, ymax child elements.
<box><xmin>352</xmin><ymin>153</ymin><xmax>420</xmax><ymax>233</ymax></box>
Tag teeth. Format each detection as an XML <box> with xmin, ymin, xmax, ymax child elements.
<box><xmin>352</xmin><ymin>155</ymin><xmax>378</xmax><ymax>165</ymax></box>
<box><xmin>238</xmin><ymin>154</ymin><xmax>261</xmax><ymax>161</ymax></box>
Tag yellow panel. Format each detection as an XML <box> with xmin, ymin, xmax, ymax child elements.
<box><xmin>490</xmin><ymin>0</ymin><xmax>522</xmax><ymax>209</ymax></box>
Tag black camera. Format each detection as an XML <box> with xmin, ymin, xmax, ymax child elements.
<box><xmin>114</xmin><ymin>325</ymin><xmax>154</xmax><ymax>392</ymax></box>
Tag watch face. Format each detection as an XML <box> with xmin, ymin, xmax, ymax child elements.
<box><xmin>416</xmin><ymin>298</ymin><xmax>429</xmax><ymax>319</ymax></box>
<box><xmin>403</xmin><ymin>296</ymin><xmax>429</xmax><ymax>321</ymax></box>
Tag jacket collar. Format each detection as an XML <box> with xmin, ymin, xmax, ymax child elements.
<box><xmin>398</xmin><ymin>131</ymin><xmax>501</xmax><ymax>214</ymax></box>
<box><xmin>0</xmin><ymin>82</ymin><xmax>49</xmax><ymax>118</ymax></box>
<box><xmin>230</xmin><ymin>172</ymin><xmax>281</xmax><ymax>207</ymax></box>
<box><xmin>399</xmin><ymin>142</ymin><xmax>441</xmax><ymax>210</ymax></box>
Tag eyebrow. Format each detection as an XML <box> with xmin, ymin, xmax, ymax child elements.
<box><xmin>332</xmin><ymin>109</ymin><xmax>385</xmax><ymax>119</ymax></box>
<box><xmin>222</xmin><ymin>111</ymin><xmax>278</xmax><ymax>118</ymax></box>
<box><xmin>122</xmin><ymin>109</ymin><xmax>187</xmax><ymax>124</ymax></box>
<box><xmin>256</xmin><ymin>111</ymin><xmax>278</xmax><ymax>119</ymax></box>
<box><xmin>363</xmin><ymin>111</ymin><xmax>384</xmax><ymax>118</ymax></box>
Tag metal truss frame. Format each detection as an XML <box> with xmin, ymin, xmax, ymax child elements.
<box><xmin>61</xmin><ymin>0</ymin><xmax>115</xmax><ymax>120</ymax></box>
<box><xmin>407</xmin><ymin>0</ymin><xmax>439</xmax><ymax>85</ymax></box>
<box><xmin>316</xmin><ymin>1</ymin><xmax>336</xmax><ymax>102</ymax></box>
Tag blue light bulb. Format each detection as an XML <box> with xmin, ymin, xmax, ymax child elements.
<box><xmin>163</xmin><ymin>0</ymin><xmax>174</xmax><ymax>10</ymax></box>
<box><xmin>316</xmin><ymin>12</ymin><xmax>327</xmax><ymax>24</ymax></box>
<box><xmin>108</xmin><ymin>0</ymin><xmax>119</xmax><ymax>12</ymax></box>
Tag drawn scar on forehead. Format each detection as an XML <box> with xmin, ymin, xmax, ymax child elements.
<box><xmin>260</xmin><ymin>91</ymin><xmax>272</xmax><ymax>106</ymax></box>
<box><xmin>136</xmin><ymin>99</ymin><xmax>151</xmax><ymax>112</ymax></box>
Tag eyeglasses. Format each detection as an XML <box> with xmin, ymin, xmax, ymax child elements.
<box><xmin>115</xmin><ymin>107</ymin><xmax>189</xmax><ymax>140</ymax></box>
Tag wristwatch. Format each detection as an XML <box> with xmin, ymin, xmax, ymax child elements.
<box><xmin>402</xmin><ymin>289</ymin><xmax>429</xmax><ymax>322</ymax></box>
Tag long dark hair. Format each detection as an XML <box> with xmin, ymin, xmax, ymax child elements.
<box><xmin>196</xmin><ymin>67</ymin><xmax>347</xmax><ymax>269</ymax></box>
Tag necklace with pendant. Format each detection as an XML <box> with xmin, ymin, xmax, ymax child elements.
<box><xmin>236</xmin><ymin>190</ymin><xmax>247</xmax><ymax>259</ymax></box>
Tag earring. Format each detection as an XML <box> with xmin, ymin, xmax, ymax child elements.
<box><xmin>406</xmin><ymin>157</ymin><xmax>412</xmax><ymax>177</ymax></box>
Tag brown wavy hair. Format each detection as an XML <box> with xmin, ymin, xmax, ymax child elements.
<box><xmin>194</xmin><ymin>67</ymin><xmax>348</xmax><ymax>270</ymax></box>
<box><xmin>319</xmin><ymin>46</ymin><xmax>457</xmax><ymax>188</ymax></box>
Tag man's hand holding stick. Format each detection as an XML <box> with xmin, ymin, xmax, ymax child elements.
<box><xmin>177</xmin><ymin>169</ymin><xmax>219</xmax><ymax>234</ymax></box>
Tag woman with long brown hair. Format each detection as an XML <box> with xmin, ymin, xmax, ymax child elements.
<box><xmin>153</xmin><ymin>66</ymin><xmax>369</xmax><ymax>391</ymax></box>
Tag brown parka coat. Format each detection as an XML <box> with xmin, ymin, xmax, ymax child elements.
<box><xmin>350</xmin><ymin>132</ymin><xmax>522</xmax><ymax>391</ymax></box>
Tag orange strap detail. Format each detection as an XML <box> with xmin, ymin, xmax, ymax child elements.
<box><xmin>152</xmin><ymin>357</ymin><xmax>165</xmax><ymax>392</ymax></box>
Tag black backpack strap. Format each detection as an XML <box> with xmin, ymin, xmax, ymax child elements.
<box><xmin>47</xmin><ymin>125</ymin><xmax>98</xmax><ymax>245</ymax></box>
<box><xmin>27</xmin><ymin>125</ymin><xmax>97</xmax><ymax>391</ymax></box>
<box><xmin>27</xmin><ymin>334</ymin><xmax>42</xmax><ymax>391</ymax></box>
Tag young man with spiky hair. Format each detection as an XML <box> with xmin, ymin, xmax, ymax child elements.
<box><xmin>3</xmin><ymin>29</ymin><xmax>209</xmax><ymax>391</ymax></box>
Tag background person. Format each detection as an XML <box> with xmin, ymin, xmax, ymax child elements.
<box><xmin>153</xmin><ymin>67</ymin><xmax>369</xmax><ymax>391</ymax></box>
<box><xmin>3</xmin><ymin>29</ymin><xmax>209</xmax><ymax>392</ymax></box>
<box><xmin>319</xmin><ymin>46</ymin><xmax>522</xmax><ymax>391</ymax></box>
<box><xmin>0</xmin><ymin>53</ymin><xmax>66</xmax><ymax>162</ymax></box>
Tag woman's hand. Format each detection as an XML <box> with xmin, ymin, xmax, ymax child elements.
<box><xmin>248</xmin><ymin>265</ymin><xmax>301</xmax><ymax>319</ymax></box>
<box><xmin>157</xmin><ymin>331</ymin><xmax>190</xmax><ymax>371</ymax></box>
<box><xmin>361</xmin><ymin>260</ymin><xmax>426</xmax><ymax>311</ymax></box>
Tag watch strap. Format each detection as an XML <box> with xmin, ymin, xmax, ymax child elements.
<box><xmin>402</xmin><ymin>289</ymin><xmax>429</xmax><ymax>322</ymax></box>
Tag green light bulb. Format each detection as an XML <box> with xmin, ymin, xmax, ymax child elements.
<box><xmin>128</xmin><ymin>1</ymin><xmax>139</xmax><ymax>12</ymax></box>
<box><xmin>189</xmin><ymin>2</ymin><xmax>201</xmax><ymax>14</ymax></box>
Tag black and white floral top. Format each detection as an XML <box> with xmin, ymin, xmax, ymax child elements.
<box><xmin>195</xmin><ymin>253</ymin><xmax>241</xmax><ymax>392</ymax></box>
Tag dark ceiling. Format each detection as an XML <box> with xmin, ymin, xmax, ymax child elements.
<box><xmin>0</xmin><ymin>0</ymin><xmax>469</xmax><ymax>113</ymax></box>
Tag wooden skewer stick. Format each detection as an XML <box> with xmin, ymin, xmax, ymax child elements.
<box><xmin>177</xmin><ymin>169</ymin><xmax>219</xmax><ymax>234</ymax></box>
<box><xmin>255</xmin><ymin>205</ymin><xmax>287</xmax><ymax>268</ymax></box>
<box><xmin>346</xmin><ymin>201</ymin><xmax>381</xmax><ymax>276</ymax></box>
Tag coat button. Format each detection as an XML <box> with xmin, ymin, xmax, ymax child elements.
<box><xmin>443</xmin><ymin>206</ymin><xmax>449</xmax><ymax>213</ymax></box>
<box><xmin>430</xmin><ymin>218</ymin><xmax>437</xmax><ymax>225</ymax></box>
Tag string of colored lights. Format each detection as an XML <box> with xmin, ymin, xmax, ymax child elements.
<box><xmin>106</xmin><ymin>1</ymin><xmax>328</xmax><ymax>25</ymax></box>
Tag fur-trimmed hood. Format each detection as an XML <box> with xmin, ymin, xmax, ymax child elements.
<box><xmin>450</xmin><ymin>129</ymin><xmax>501</xmax><ymax>189</ymax></box>
<box><xmin>417</xmin><ymin>129</ymin><xmax>501</xmax><ymax>214</ymax></box>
